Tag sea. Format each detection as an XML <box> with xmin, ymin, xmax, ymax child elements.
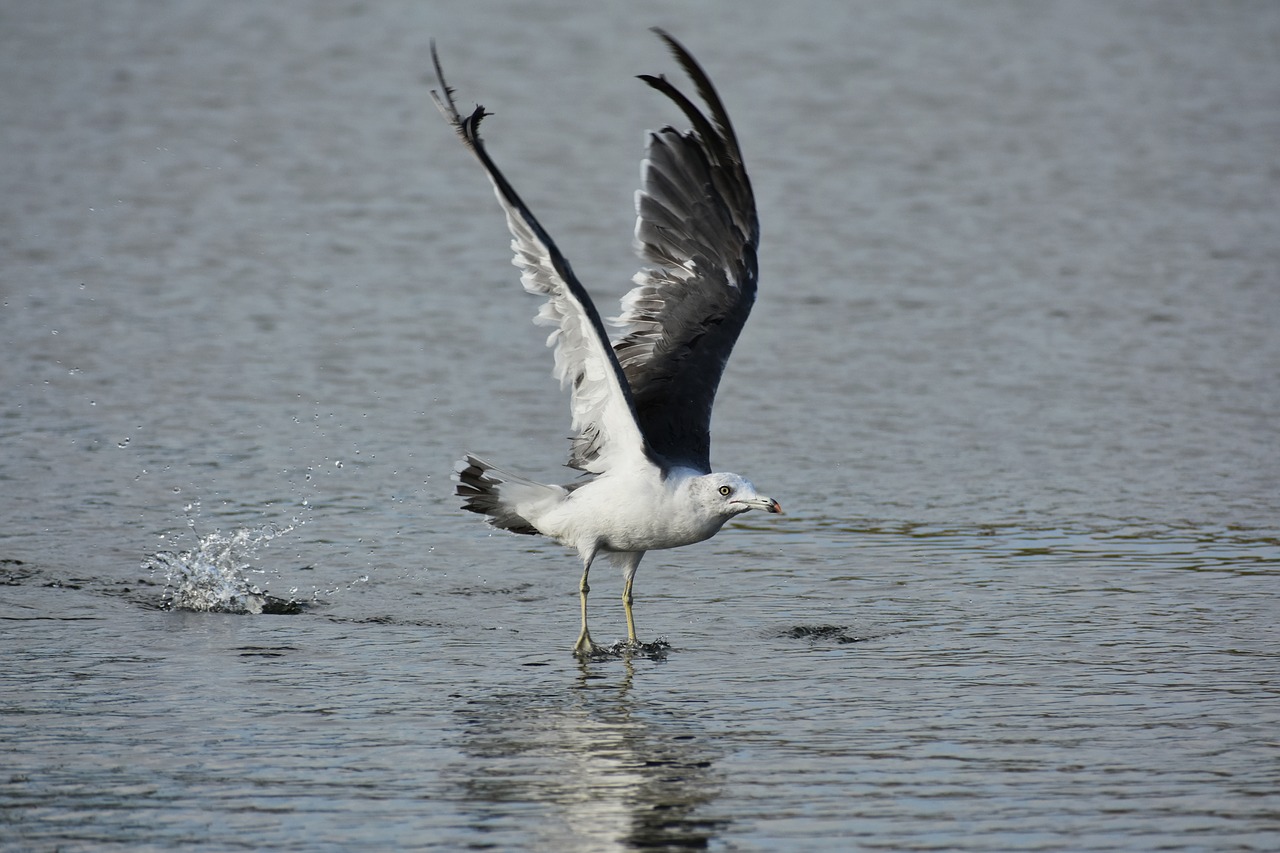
<box><xmin>2</xmin><ymin>1</ymin><xmax>1277</xmax><ymax>850</ymax></box>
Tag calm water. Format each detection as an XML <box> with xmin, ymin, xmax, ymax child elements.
<box><xmin>3</xmin><ymin>1</ymin><xmax>1278</xmax><ymax>850</ymax></box>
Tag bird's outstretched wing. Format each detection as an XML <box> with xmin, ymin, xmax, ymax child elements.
<box><xmin>612</xmin><ymin>28</ymin><xmax>760</xmax><ymax>474</ymax></box>
<box><xmin>431</xmin><ymin>45</ymin><xmax>648</xmax><ymax>474</ymax></box>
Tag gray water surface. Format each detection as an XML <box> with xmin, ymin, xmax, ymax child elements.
<box><xmin>3</xmin><ymin>1</ymin><xmax>1278</xmax><ymax>850</ymax></box>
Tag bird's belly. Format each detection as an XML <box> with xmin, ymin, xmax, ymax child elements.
<box><xmin>542</xmin><ymin>474</ymin><xmax>724</xmax><ymax>554</ymax></box>
<box><xmin>597</xmin><ymin>510</ymin><xmax>722</xmax><ymax>553</ymax></box>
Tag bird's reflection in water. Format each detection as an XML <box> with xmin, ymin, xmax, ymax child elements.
<box><xmin>450</xmin><ymin>654</ymin><xmax>727</xmax><ymax>851</ymax></box>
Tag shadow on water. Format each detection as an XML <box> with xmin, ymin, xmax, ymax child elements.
<box><xmin>2</xmin><ymin>555</ymin><xmax>319</xmax><ymax>617</ymax></box>
<box><xmin>778</xmin><ymin>624</ymin><xmax>869</xmax><ymax>645</ymax></box>
<box><xmin>447</xmin><ymin>656</ymin><xmax>728</xmax><ymax>852</ymax></box>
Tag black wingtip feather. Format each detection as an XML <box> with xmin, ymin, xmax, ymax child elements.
<box><xmin>429</xmin><ymin>41</ymin><xmax>491</xmax><ymax>150</ymax></box>
<box><xmin>647</xmin><ymin>29</ymin><xmax>744</xmax><ymax>163</ymax></box>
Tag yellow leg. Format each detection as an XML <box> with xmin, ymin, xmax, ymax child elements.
<box><xmin>617</xmin><ymin>551</ymin><xmax>644</xmax><ymax>647</ymax></box>
<box><xmin>623</xmin><ymin>574</ymin><xmax>637</xmax><ymax>645</ymax></box>
<box><xmin>573</xmin><ymin>558</ymin><xmax>599</xmax><ymax>657</ymax></box>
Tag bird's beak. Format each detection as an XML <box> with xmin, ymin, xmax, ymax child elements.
<box><xmin>746</xmin><ymin>496</ymin><xmax>783</xmax><ymax>514</ymax></box>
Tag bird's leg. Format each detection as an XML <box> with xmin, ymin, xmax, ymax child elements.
<box><xmin>618</xmin><ymin>552</ymin><xmax>645</xmax><ymax>647</ymax></box>
<box><xmin>573</xmin><ymin>551</ymin><xmax>601</xmax><ymax>657</ymax></box>
<box><xmin>623</xmin><ymin>575</ymin><xmax>637</xmax><ymax>644</ymax></box>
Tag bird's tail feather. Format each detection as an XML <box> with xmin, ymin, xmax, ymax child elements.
<box><xmin>453</xmin><ymin>454</ymin><xmax>563</xmax><ymax>536</ymax></box>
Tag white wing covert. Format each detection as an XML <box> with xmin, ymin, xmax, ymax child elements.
<box><xmin>431</xmin><ymin>47</ymin><xmax>648</xmax><ymax>474</ymax></box>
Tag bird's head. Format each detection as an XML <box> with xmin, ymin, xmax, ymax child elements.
<box><xmin>695</xmin><ymin>472</ymin><xmax>783</xmax><ymax>519</ymax></box>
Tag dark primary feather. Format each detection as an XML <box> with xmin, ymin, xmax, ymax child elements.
<box><xmin>612</xmin><ymin>29</ymin><xmax>760</xmax><ymax>473</ymax></box>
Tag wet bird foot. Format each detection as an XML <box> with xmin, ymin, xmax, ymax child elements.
<box><xmin>573</xmin><ymin>630</ymin><xmax>605</xmax><ymax>658</ymax></box>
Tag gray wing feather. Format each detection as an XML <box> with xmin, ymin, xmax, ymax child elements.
<box><xmin>612</xmin><ymin>29</ymin><xmax>759</xmax><ymax>474</ymax></box>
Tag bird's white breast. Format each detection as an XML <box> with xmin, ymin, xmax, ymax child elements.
<box><xmin>539</xmin><ymin>468</ymin><xmax>726</xmax><ymax>553</ymax></box>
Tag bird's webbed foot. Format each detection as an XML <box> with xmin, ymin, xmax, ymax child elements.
<box><xmin>573</xmin><ymin>630</ymin><xmax>606</xmax><ymax>659</ymax></box>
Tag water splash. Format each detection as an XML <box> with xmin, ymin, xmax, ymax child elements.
<box><xmin>590</xmin><ymin>638</ymin><xmax>672</xmax><ymax>662</ymax></box>
<box><xmin>146</xmin><ymin>523</ymin><xmax>302</xmax><ymax>614</ymax></box>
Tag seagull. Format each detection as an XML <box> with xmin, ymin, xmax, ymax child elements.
<box><xmin>432</xmin><ymin>29</ymin><xmax>782</xmax><ymax>657</ymax></box>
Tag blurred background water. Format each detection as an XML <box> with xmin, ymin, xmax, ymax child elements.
<box><xmin>2</xmin><ymin>1</ymin><xmax>1277</xmax><ymax>850</ymax></box>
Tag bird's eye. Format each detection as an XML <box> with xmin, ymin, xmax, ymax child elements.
<box><xmin>718</xmin><ymin>485</ymin><xmax>732</xmax><ymax>496</ymax></box>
